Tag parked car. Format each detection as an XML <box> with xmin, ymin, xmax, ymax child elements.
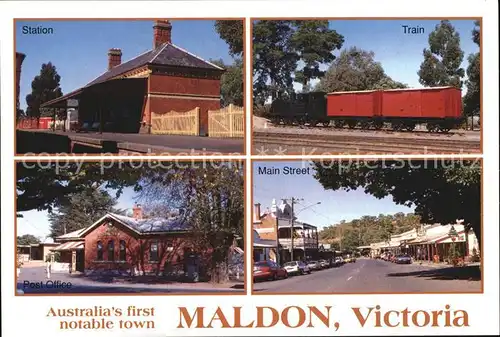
<box><xmin>395</xmin><ymin>255</ymin><xmax>412</xmax><ymax>264</ymax></box>
<box><xmin>253</xmin><ymin>260</ymin><xmax>288</xmax><ymax>281</ymax></box>
<box><xmin>307</xmin><ymin>260</ymin><xmax>322</xmax><ymax>271</ymax></box>
<box><xmin>283</xmin><ymin>261</ymin><xmax>311</xmax><ymax>275</ymax></box>
<box><xmin>319</xmin><ymin>259</ymin><xmax>329</xmax><ymax>269</ymax></box>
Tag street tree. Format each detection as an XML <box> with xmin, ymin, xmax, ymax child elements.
<box><xmin>215</xmin><ymin>20</ymin><xmax>244</xmax><ymax>57</ymax></box>
<box><xmin>313</xmin><ymin>159</ymin><xmax>481</xmax><ymax>248</ymax></box>
<box><xmin>17</xmin><ymin>234</ymin><xmax>41</xmax><ymax>245</ymax></box>
<box><xmin>210</xmin><ymin>58</ymin><xmax>244</xmax><ymax>107</ymax></box>
<box><xmin>48</xmin><ymin>188</ymin><xmax>125</xmax><ymax>238</ymax></box>
<box><xmin>252</xmin><ymin>20</ymin><xmax>344</xmax><ymax>104</ymax></box>
<box><xmin>463</xmin><ymin>20</ymin><xmax>481</xmax><ymax>118</ymax></box>
<box><xmin>316</xmin><ymin>47</ymin><xmax>408</xmax><ymax>92</ymax></box>
<box><xmin>25</xmin><ymin>62</ymin><xmax>64</xmax><ymax>119</ymax></box>
<box><xmin>418</xmin><ymin>20</ymin><xmax>465</xmax><ymax>89</ymax></box>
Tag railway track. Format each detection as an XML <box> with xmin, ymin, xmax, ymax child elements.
<box><xmin>265</xmin><ymin>123</ymin><xmax>473</xmax><ymax>137</ymax></box>
<box><xmin>253</xmin><ymin>131</ymin><xmax>481</xmax><ymax>155</ymax></box>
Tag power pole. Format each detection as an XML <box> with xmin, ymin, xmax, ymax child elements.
<box><xmin>288</xmin><ymin>197</ymin><xmax>303</xmax><ymax>262</ymax></box>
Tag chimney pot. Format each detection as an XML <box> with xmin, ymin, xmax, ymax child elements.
<box><xmin>107</xmin><ymin>48</ymin><xmax>122</xmax><ymax>70</ymax></box>
<box><xmin>253</xmin><ymin>203</ymin><xmax>261</xmax><ymax>223</ymax></box>
<box><xmin>153</xmin><ymin>20</ymin><xmax>172</xmax><ymax>49</ymax></box>
<box><xmin>132</xmin><ymin>204</ymin><xmax>143</xmax><ymax>220</ymax></box>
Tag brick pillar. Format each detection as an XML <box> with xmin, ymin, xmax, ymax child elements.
<box><xmin>16</xmin><ymin>52</ymin><xmax>26</xmax><ymax>113</ymax></box>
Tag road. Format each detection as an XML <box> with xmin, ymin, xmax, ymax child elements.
<box><xmin>253</xmin><ymin>258</ymin><xmax>481</xmax><ymax>293</ymax></box>
<box><xmin>16</xmin><ymin>266</ymin><xmax>244</xmax><ymax>294</ymax></box>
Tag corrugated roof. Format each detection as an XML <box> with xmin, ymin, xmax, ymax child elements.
<box><xmin>108</xmin><ymin>213</ymin><xmax>190</xmax><ymax>233</ymax></box>
<box><xmin>52</xmin><ymin>241</ymin><xmax>84</xmax><ymax>251</ymax></box>
<box><xmin>86</xmin><ymin>43</ymin><xmax>224</xmax><ymax>87</ymax></box>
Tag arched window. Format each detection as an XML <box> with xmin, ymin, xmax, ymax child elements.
<box><xmin>108</xmin><ymin>240</ymin><xmax>114</xmax><ymax>261</ymax></box>
<box><xmin>119</xmin><ymin>240</ymin><xmax>126</xmax><ymax>261</ymax></box>
<box><xmin>149</xmin><ymin>241</ymin><xmax>159</xmax><ymax>262</ymax></box>
<box><xmin>97</xmin><ymin>241</ymin><xmax>103</xmax><ymax>260</ymax></box>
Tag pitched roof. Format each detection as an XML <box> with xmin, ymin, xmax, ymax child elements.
<box><xmin>85</xmin><ymin>42</ymin><xmax>224</xmax><ymax>87</ymax></box>
<box><xmin>70</xmin><ymin>213</ymin><xmax>191</xmax><ymax>238</ymax></box>
<box><xmin>108</xmin><ymin>213</ymin><xmax>190</xmax><ymax>233</ymax></box>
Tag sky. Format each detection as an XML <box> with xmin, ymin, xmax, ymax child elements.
<box><xmin>17</xmin><ymin>186</ymin><xmax>138</xmax><ymax>240</ymax></box>
<box><xmin>291</xmin><ymin>19</ymin><xmax>479</xmax><ymax>92</ymax></box>
<box><xmin>16</xmin><ymin>20</ymin><xmax>234</xmax><ymax>111</ymax></box>
<box><xmin>253</xmin><ymin>161</ymin><xmax>414</xmax><ymax>229</ymax></box>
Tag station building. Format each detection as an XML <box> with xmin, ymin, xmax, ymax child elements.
<box><xmin>40</xmin><ymin>20</ymin><xmax>224</xmax><ymax>135</ymax></box>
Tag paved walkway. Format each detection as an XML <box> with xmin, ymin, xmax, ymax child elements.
<box><xmin>17</xmin><ymin>266</ymin><xmax>244</xmax><ymax>294</ymax></box>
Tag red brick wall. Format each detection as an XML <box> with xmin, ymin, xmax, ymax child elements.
<box><xmin>15</xmin><ymin>53</ymin><xmax>26</xmax><ymax>111</ymax></box>
<box><xmin>149</xmin><ymin>74</ymin><xmax>221</xmax><ymax>96</ymax></box>
<box><xmin>144</xmin><ymin>74</ymin><xmax>221</xmax><ymax>134</ymax></box>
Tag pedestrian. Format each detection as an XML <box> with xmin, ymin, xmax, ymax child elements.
<box><xmin>46</xmin><ymin>260</ymin><xmax>51</xmax><ymax>279</ymax></box>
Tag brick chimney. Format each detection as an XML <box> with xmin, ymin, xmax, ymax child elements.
<box><xmin>153</xmin><ymin>20</ymin><xmax>172</xmax><ymax>49</ymax></box>
<box><xmin>253</xmin><ymin>203</ymin><xmax>261</xmax><ymax>223</ymax></box>
<box><xmin>15</xmin><ymin>52</ymin><xmax>26</xmax><ymax>111</ymax></box>
<box><xmin>108</xmin><ymin>48</ymin><xmax>122</xmax><ymax>70</ymax></box>
<box><xmin>132</xmin><ymin>204</ymin><xmax>143</xmax><ymax>220</ymax></box>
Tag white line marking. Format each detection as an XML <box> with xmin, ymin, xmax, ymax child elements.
<box><xmin>347</xmin><ymin>276</ymin><xmax>353</xmax><ymax>281</ymax></box>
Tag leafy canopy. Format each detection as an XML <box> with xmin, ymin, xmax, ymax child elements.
<box><xmin>25</xmin><ymin>62</ymin><xmax>63</xmax><ymax>118</ymax></box>
<box><xmin>418</xmin><ymin>20</ymin><xmax>465</xmax><ymax>89</ymax></box>
<box><xmin>313</xmin><ymin>159</ymin><xmax>481</xmax><ymax>246</ymax></box>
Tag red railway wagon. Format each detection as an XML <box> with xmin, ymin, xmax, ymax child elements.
<box><xmin>326</xmin><ymin>86</ymin><xmax>462</xmax><ymax>132</ymax></box>
<box><xmin>326</xmin><ymin>90</ymin><xmax>379</xmax><ymax>117</ymax></box>
<box><xmin>381</xmin><ymin>86</ymin><xmax>462</xmax><ymax>119</ymax></box>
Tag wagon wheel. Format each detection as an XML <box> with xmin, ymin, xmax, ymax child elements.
<box><xmin>439</xmin><ymin>127</ymin><xmax>451</xmax><ymax>133</ymax></box>
<box><xmin>333</xmin><ymin>120</ymin><xmax>344</xmax><ymax>128</ymax></box>
<box><xmin>391</xmin><ymin>123</ymin><xmax>401</xmax><ymax>131</ymax></box>
<box><xmin>347</xmin><ymin>121</ymin><xmax>357</xmax><ymax>129</ymax></box>
<box><xmin>360</xmin><ymin>121</ymin><xmax>371</xmax><ymax>130</ymax></box>
<box><xmin>405</xmin><ymin>125</ymin><xmax>416</xmax><ymax>132</ymax></box>
<box><xmin>321</xmin><ymin>121</ymin><xmax>330</xmax><ymax>127</ymax></box>
<box><xmin>373</xmin><ymin>121</ymin><xmax>383</xmax><ymax>130</ymax></box>
<box><xmin>427</xmin><ymin>124</ymin><xmax>437</xmax><ymax>132</ymax></box>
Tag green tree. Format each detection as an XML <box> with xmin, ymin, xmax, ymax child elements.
<box><xmin>418</xmin><ymin>20</ymin><xmax>465</xmax><ymax>89</ymax></box>
<box><xmin>25</xmin><ymin>62</ymin><xmax>63</xmax><ymax>118</ymax></box>
<box><xmin>316</xmin><ymin>47</ymin><xmax>408</xmax><ymax>92</ymax></box>
<box><xmin>313</xmin><ymin>159</ymin><xmax>481</xmax><ymax>247</ymax></box>
<box><xmin>17</xmin><ymin>234</ymin><xmax>41</xmax><ymax>245</ymax></box>
<box><xmin>463</xmin><ymin>20</ymin><xmax>481</xmax><ymax>118</ymax></box>
<box><xmin>215</xmin><ymin>20</ymin><xmax>244</xmax><ymax>57</ymax></box>
<box><xmin>253</xmin><ymin>20</ymin><xmax>344</xmax><ymax>104</ymax></box>
<box><xmin>290</xmin><ymin>20</ymin><xmax>344</xmax><ymax>91</ymax></box>
<box><xmin>137</xmin><ymin>163</ymin><xmax>244</xmax><ymax>283</ymax></box>
<box><xmin>48</xmin><ymin>188</ymin><xmax>124</xmax><ymax>238</ymax></box>
<box><xmin>211</xmin><ymin>58</ymin><xmax>244</xmax><ymax>107</ymax></box>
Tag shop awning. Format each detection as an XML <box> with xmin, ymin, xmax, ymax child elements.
<box><xmin>52</xmin><ymin>241</ymin><xmax>84</xmax><ymax>251</ymax></box>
